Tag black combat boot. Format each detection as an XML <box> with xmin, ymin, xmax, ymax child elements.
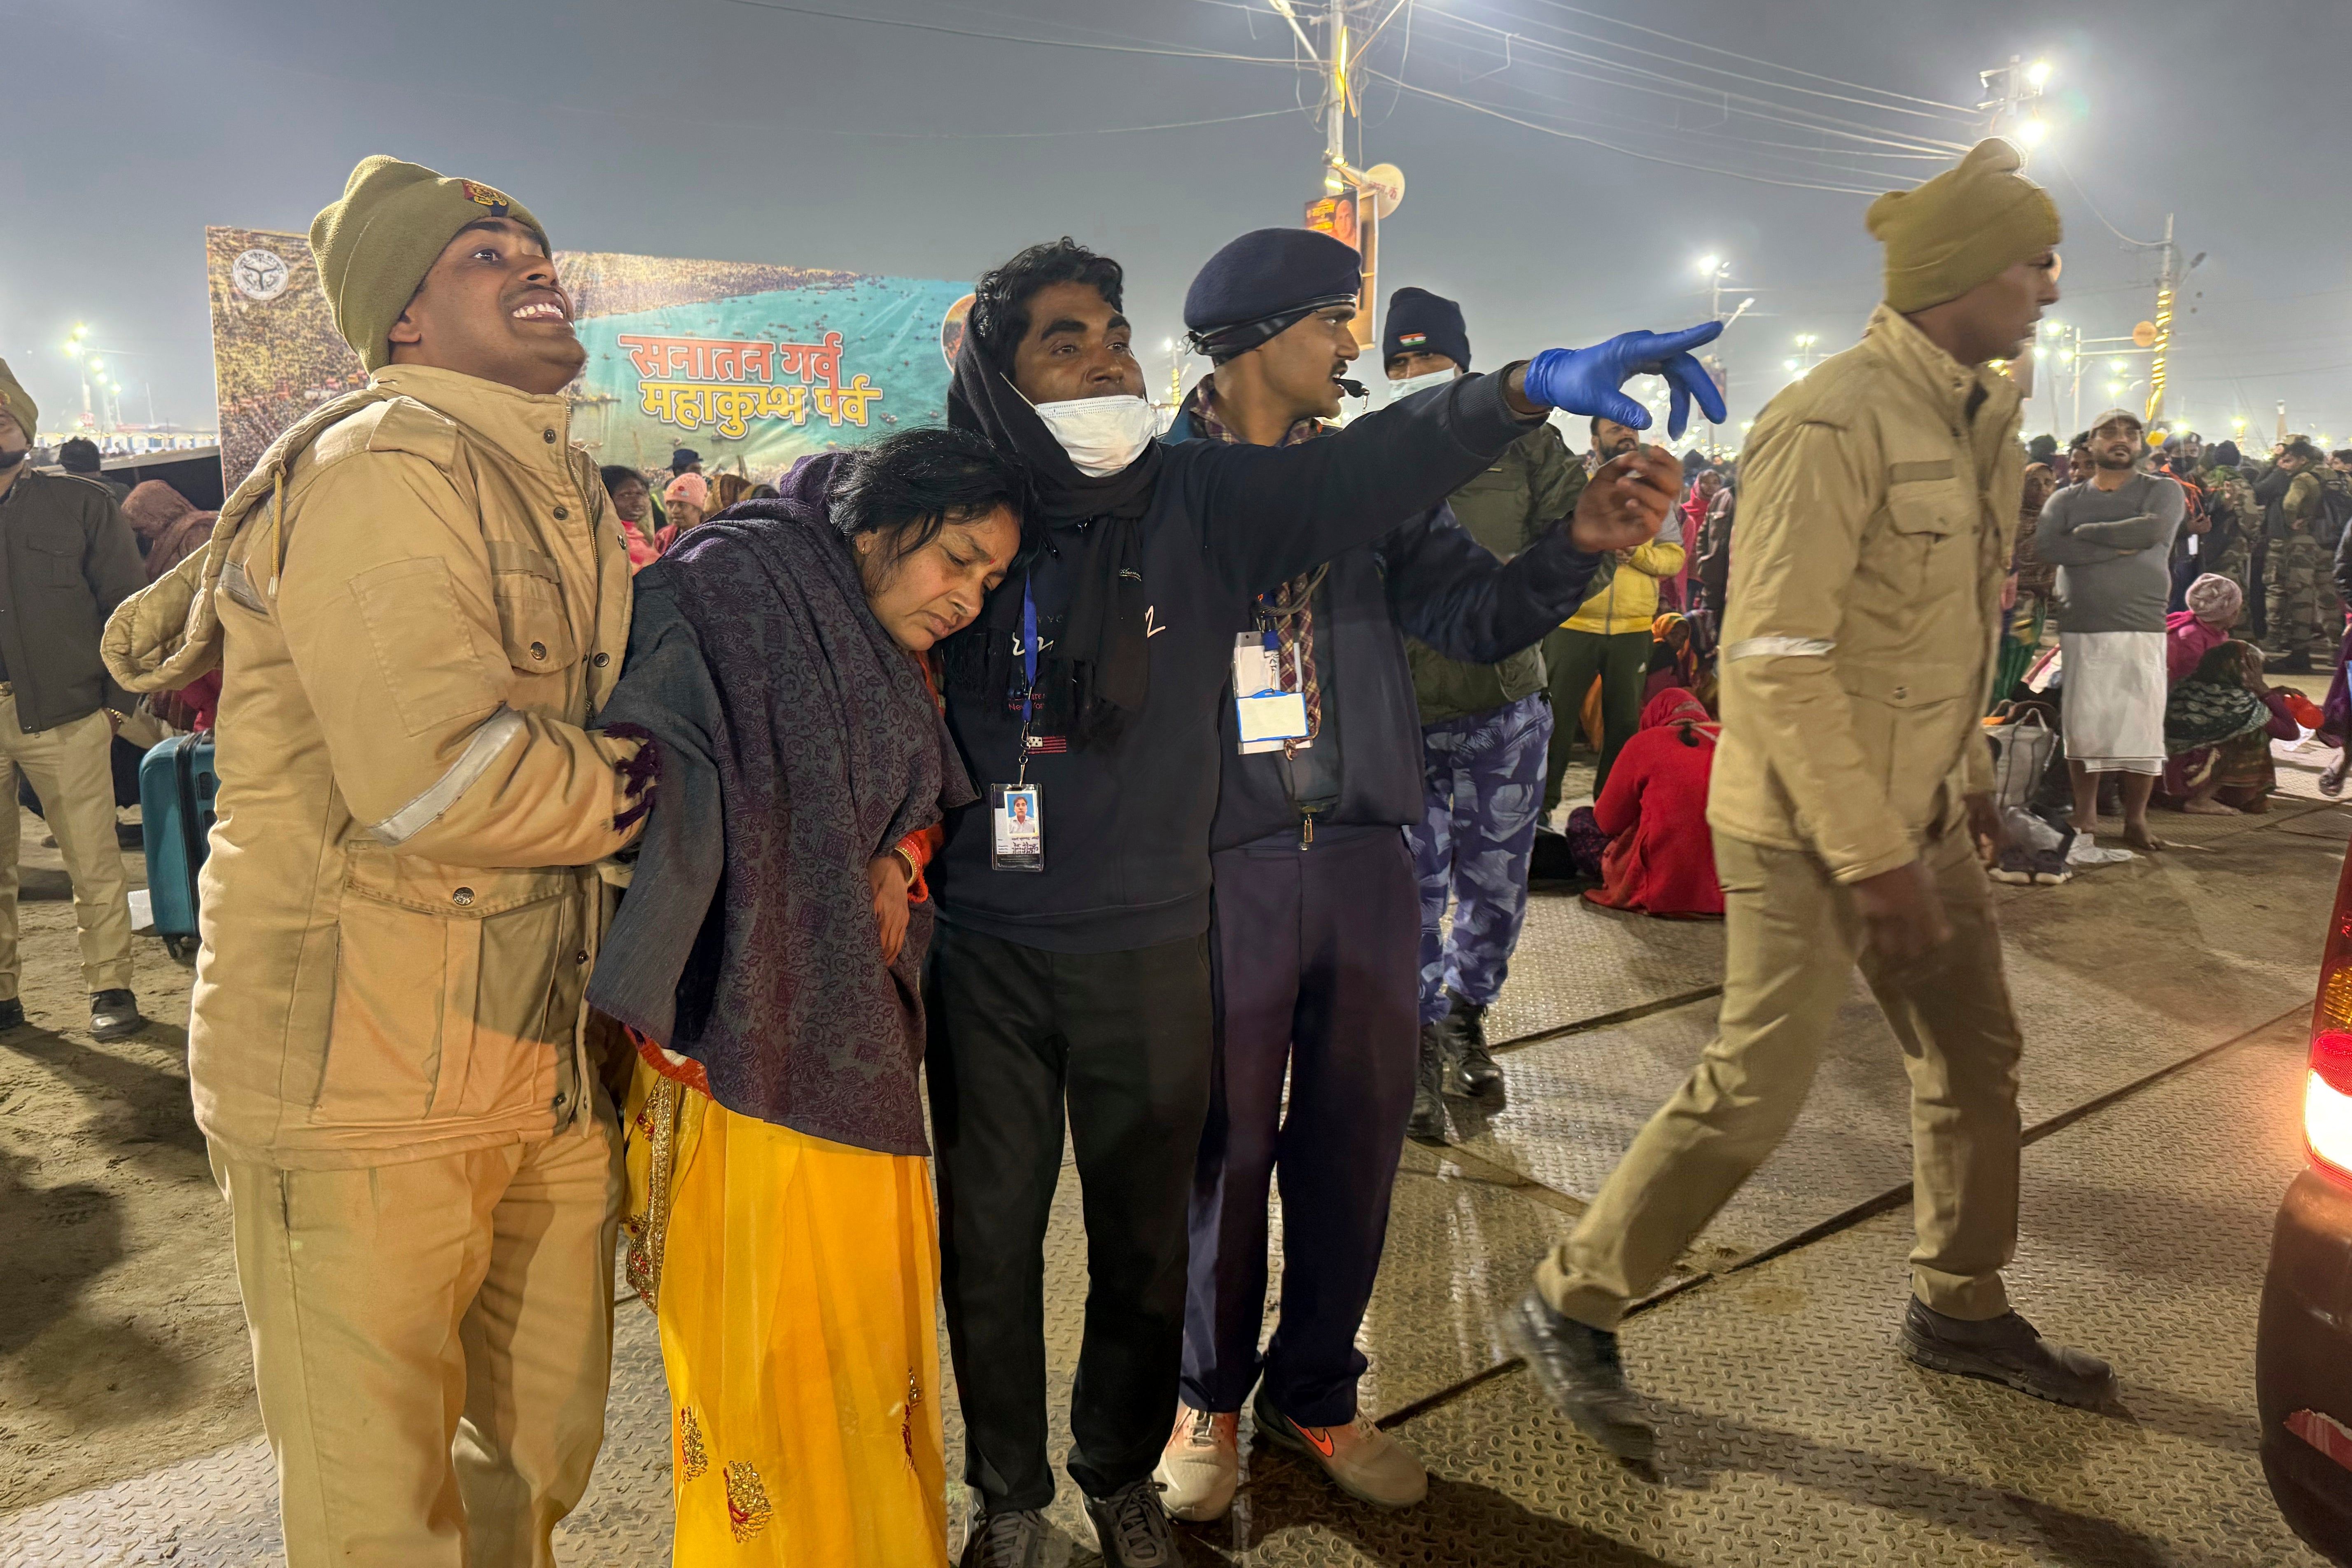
<box><xmin>1444</xmin><ymin>989</ymin><xmax>1503</xmax><ymax>1099</ymax></box>
<box><xmin>1406</xmin><ymin>1022</ymin><xmax>1449</xmax><ymax>1141</ymax></box>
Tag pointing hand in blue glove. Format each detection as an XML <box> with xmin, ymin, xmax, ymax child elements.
<box><xmin>1518</xmin><ymin>322</ymin><xmax>1727</xmax><ymax>439</ymax></box>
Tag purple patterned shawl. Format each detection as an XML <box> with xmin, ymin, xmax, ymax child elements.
<box><xmin>591</xmin><ymin>455</ymin><xmax>974</xmax><ymax>1154</ymax></box>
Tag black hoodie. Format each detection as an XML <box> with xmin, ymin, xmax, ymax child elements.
<box><xmin>934</xmin><ymin>355</ymin><xmax>1563</xmax><ymax>954</ymax></box>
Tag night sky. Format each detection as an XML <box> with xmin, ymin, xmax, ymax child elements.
<box><xmin>9</xmin><ymin>0</ymin><xmax>2350</xmax><ymax>448</ymax></box>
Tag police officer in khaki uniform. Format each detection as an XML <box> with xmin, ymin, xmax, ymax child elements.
<box><xmin>104</xmin><ymin>158</ymin><xmax>650</xmax><ymax>1566</ymax></box>
<box><xmin>1503</xmin><ymin>140</ymin><xmax>2117</xmax><ymax>1461</ymax></box>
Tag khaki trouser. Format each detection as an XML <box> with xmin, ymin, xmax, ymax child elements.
<box><xmin>0</xmin><ymin>691</ymin><xmax>133</xmax><ymax>997</ymax></box>
<box><xmin>212</xmin><ymin>1112</ymin><xmax>623</xmax><ymax>1568</ymax></box>
<box><xmin>1538</xmin><ymin>824</ymin><xmax>2021</xmax><ymax>1329</ymax></box>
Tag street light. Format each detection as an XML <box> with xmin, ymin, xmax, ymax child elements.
<box><xmin>2017</xmin><ymin>119</ymin><xmax>2049</xmax><ymax>149</ymax></box>
<box><xmin>2110</xmin><ymin>359</ymin><xmax>2130</xmax><ymax>374</ymax></box>
<box><xmin>2028</xmin><ymin>60</ymin><xmax>2053</xmax><ymax>88</ymax></box>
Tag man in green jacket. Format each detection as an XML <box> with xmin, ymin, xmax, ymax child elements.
<box><xmin>1388</xmin><ymin>289</ymin><xmax>1587</xmax><ymax>1139</ymax></box>
<box><xmin>0</xmin><ymin>359</ymin><xmax>147</xmax><ymax>1041</ymax></box>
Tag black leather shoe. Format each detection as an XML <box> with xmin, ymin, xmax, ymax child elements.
<box><xmin>1444</xmin><ymin>989</ymin><xmax>1503</xmax><ymax>1098</ymax></box>
<box><xmin>1079</xmin><ymin>1476</ymin><xmax>1178</xmax><ymax>1567</ymax></box>
<box><xmin>90</xmin><ymin>989</ymin><xmax>144</xmax><ymax>1041</ymax></box>
<box><xmin>1406</xmin><ymin>1022</ymin><xmax>1449</xmax><ymax>1141</ymax></box>
<box><xmin>959</xmin><ymin>1503</ymin><xmax>1044</xmax><ymax>1568</ymax></box>
<box><xmin>1900</xmin><ymin>1297</ymin><xmax>2117</xmax><ymax>1409</ymax></box>
<box><xmin>1502</xmin><ymin>1289</ymin><xmax>1654</xmax><ymax>1460</ymax></box>
<box><xmin>0</xmin><ymin>999</ymin><xmax>23</xmax><ymax>1032</ymax></box>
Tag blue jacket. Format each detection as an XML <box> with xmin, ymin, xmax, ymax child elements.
<box><xmin>1165</xmin><ymin>400</ymin><xmax>1602</xmax><ymax>854</ymax></box>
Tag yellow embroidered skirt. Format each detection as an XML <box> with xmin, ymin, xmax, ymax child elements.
<box><xmin>622</xmin><ymin>1057</ymin><xmax>946</xmax><ymax>1564</ymax></box>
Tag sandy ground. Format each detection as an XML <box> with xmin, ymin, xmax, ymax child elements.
<box><xmin>0</xmin><ymin>828</ymin><xmax>252</xmax><ymax>1512</ymax></box>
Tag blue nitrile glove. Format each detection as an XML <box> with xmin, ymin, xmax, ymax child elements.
<box><xmin>1522</xmin><ymin>322</ymin><xmax>1727</xmax><ymax>439</ymax></box>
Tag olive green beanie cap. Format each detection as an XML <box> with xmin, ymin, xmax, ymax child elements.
<box><xmin>0</xmin><ymin>359</ymin><xmax>36</xmax><ymax>444</ymax></box>
<box><xmin>309</xmin><ymin>156</ymin><xmax>550</xmax><ymax>372</ymax></box>
<box><xmin>1867</xmin><ymin>138</ymin><xmax>2061</xmax><ymax>313</ymax></box>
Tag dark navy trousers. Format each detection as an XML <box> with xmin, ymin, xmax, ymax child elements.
<box><xmin>1181</xmin><ymin>824</ymin><xmax>1421</xmax><ymax>1426</ymax></box>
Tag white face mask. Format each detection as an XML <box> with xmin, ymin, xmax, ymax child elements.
<box><xmin>1386</xmin><ymin>367</ymin><xmax>1456</xmax><ymax>404</ymax></box>
<box><xmin>1030</xmin><ymin>394</ymin><xmax>1160</xmax><ymax>477</ymax></box>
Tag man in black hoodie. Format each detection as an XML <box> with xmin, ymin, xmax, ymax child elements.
<box><xmin>927</xmin><ymin>232</ymin><xmax>1718</xmax><ymax>1568</ymax></box>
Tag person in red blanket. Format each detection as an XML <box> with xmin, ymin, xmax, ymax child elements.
<box><xmin>1580</xmin><ymin>686</ymin><xmax>1724</xmax><ymax>918</ymax></box>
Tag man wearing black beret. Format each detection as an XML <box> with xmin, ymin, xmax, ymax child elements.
<box><xmin>1379</xmin><ymin>287</ymin><xmax>1588</xmax><ymax>1144</ymax></box>
<box><xmin>929</xmin><ymin>228</ymin><xmax>1720</xmax><ymax>1566</ymax></box>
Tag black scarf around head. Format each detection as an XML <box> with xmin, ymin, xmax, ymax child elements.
<box><xmin>943</xmin><ymin>327</ymin><xmax>1160</xmax><ymax>749</ymax></box>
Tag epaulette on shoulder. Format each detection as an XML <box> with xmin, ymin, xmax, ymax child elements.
<box><xmin>312</xmin><ymin>394</ymin><xmax>459</xmax><ymax>472</ymax></box>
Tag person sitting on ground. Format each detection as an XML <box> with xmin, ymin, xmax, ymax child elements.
<box><xmin>2167</xmin><ymin>572</ymin><xmax>2242</xmax><ymax>684</ymax></box>
<box><xmin>2163</xmin><ymin>638</ymin><xmax>2297</xmax><ymax>815</ymax></box>
<box><xmin>664</xmin><ymin>470</ymin><xmax>710</xmax><ymax>533</ymax></box>
<box><xmin>1577</xmin><ymin>686</ymin><xmax>1723</xmax><ymax>918</ymax></box>
<box><xmin>591</xmin><ymin>426</ymin><xmax>1024</xmax><ymax>1565</ymax></box>
<box><xmin>602</xmin><ymin>463</ymin><xmax>674</xmax><ymax>569</ymax></box>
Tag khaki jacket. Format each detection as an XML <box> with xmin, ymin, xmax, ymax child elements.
<box><xmin>103</xmin><ymin>366</ymin><xmax>643</xmax><ymax>1167</ymax></box>
<box><xmin>1708</xmin><ymin>305</ymin><xmax>2016</xmax><ymax>882</ymax></box>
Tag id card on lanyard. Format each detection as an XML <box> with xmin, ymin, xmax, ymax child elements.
<box><xmin>1233</xmin><ymin>628</ymin><xmax>1310</xmax><ymax>756</ymax></box>
<box><xmin>994</xmin><ymin>579</ymin><xmax>1048</xmax><ymax>871</ymax></box>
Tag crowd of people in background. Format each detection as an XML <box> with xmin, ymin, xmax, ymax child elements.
<box><xmin>4</xmin><ymin>129</ymin><xmax>2336</xmax><ymax>1568</ymax></box>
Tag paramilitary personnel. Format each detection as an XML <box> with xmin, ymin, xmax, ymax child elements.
<box><xmin>1380</xmin><ymin>286</ymin><xmax>1588</xmax><ymax>1141</ymax></box>
<box><xmin>104</xmin><ymin>157</ymin><xmax>652</xmax><ymax>1565</ymax></box>
<box><xmin>1504</xmin><ymin>138</ymin><xmax>2118</xmax><ymax>1462</ymax></box>
<box><xmin>0</xmin><ymin>359</ymin><xmax>147</xmax><ymax>1041</ymax></box>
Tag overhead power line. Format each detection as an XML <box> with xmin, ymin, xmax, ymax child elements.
<box><xmin>714</xmin><ymin>0</ymin><xmax>1315</xmax><ymax>70</ymax></box>
<box><xmin>1364</xmin><ymin>68</ymin><xmax>1886</xmax><ymax>195</ymax></box>
<box><xmin>1498</xmin><ymin>0</ymin><xmax>1981</xmax><ymax>117</ymax></box>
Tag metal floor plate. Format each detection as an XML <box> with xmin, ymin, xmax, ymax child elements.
<box><xmin>1451</xmin><ymin>804</ymin><xmax>2352</xmax><ymax>1263</ymax></box>
<box><xmin>1171</xmin><ymin>1019</ymin><xmax>2331</xmax><ymax>1566</ymax></box>
<box><xmin>5</xmin><ymin>794</ymin><xmax>2343</xmax><ymax>1565</ymax></box>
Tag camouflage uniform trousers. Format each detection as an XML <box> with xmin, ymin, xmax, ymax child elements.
<box><xmin>2202</xmin><ymin>535</ymin><xmax>2253</xmax><ymax>606</ymax></box>
<box><xmin>1408</xmin><ymin>693</ymin><xmax>1554</xmax><ymax>1027</ymax></box>
<box><xmin>2264</xmin><ymin>531</ymin><xmax>2345</xmax><ymax>659</ymax></box>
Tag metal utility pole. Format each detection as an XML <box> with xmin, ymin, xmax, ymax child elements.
<box><xmin>2146</xmin><ymin>214</ymin><xmax>2178</xmax><ymax>428</ymax></box>
<box><xmin>1286</xmin><ymin>0</ymin><xmax>1405</xmax><ymax>361</ymax></box>
<box><xmin>1976</xmin><ymin>55</ymin><xmax>2051</xmax><ymax>151</ymax></box>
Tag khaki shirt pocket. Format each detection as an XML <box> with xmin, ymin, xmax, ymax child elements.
<box><xmin>490</xmin><ymin>545</ymin><xmax>581</xmax><ymax>679</ymax></box>
<box><xmin>1839</xmin><ymin>661</ymin><xmax>1979</xmax><ymax>828</ymax></box>
<box><xmin>312</xmin><ymin>847</ymin><xmax>580</xmax><ymax>1127</ymax></box>
<box><xmin>1862</xmin><ymin>462</ymin><xmax>1971</xmax><ymax>603</ymax></box>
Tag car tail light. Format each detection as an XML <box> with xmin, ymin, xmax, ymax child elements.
<box><xmin>2307</xmin><ymin>843</ymin><xmax>2352</xmax><ymax>1181</ymax></box>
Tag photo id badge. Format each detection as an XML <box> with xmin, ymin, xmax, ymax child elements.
<box><xmin>1233</xmin><ymin>632</ymin><xmax>1311</xmax><ymax>756</ymax></box>
<box><xmin>990</xmin><ymin>782</ymin><xmax>1045</xmax><ymax>872</ymax></box>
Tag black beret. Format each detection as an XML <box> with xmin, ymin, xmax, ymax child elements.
<box><xmin>670</xmin><ymin>448</ymin><xmax>702</xmax><ymax>470</ymax></box>
<box><xmin>1183</xmin><ymin>228</ymin><xmax>1363</xmax><ymax>356</ymax></box>
<box><xmin>1383</xmin><ymin>286</ymin><xmax>1470</xmax><ymax>373</ymax></box>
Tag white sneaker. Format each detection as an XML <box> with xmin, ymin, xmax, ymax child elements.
<box><xmin>1153</xmin><ymin>1402</ymin><xmax>1239</xmax><ymax>1521</ymax></box>
<box><xmin>1251</xmin><ymin>1387</ymin><xmax>1428</xmax><ymax>1507</ymax></box>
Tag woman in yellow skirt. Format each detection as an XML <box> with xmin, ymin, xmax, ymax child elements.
<box><xmin>590</xmin><ymin>431</ymin><xmax>1026</xmax><ymax>1563</ymax></box>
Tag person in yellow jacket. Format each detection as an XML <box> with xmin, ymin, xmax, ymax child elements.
<box><xmin>1542</xmin><ymin>414</ymin><xmax>1684</xmax><ymax>807</ymax></box>
<box><xmin>102</xmin><ymin>157</ymin><xmax>651</xmax><ymax>1566</ymax></box>
<box><xmin>1502</xmin><ymin>139</ymin><xmax>2117</xmax><ymax>1463</ymax></box>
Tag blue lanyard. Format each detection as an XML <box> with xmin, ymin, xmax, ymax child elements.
<box><xmin>1021</xmin><ymin>576</ymin><xmax>1040</xmax><ymax>695</ymax></box>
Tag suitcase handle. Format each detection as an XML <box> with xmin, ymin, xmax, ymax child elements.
<box><xmin>173</xmin><ymin>739</ymin><xmax>207</xmax><ymax>926</ymax></box>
